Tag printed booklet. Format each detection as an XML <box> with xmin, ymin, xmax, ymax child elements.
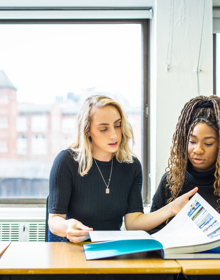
<box><xmin>83</xmin><ymin>193</ymin><xmax>220</xmax><ymax>260</ymax></box>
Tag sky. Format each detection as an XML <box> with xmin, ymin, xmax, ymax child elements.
<box><xmin>0</xmin><ymin>24</ymin><xmax>142</xmax><ymax>106</ymax></box>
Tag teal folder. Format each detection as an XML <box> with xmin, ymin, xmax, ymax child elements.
<box><xmin>83</xmin><ymin>239</ymin><xmax>163</xmax><ymax>260</ymax></box>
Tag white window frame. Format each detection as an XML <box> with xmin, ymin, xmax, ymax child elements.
<box><xmin>0</xmin><ymin>1</ymin><xmax>151</xmax><ymax>205</ymax></box>
<box><xmin>213</xmin><ymin>7</ymin><xmax>220</xmax><ymax>95</ymax></box>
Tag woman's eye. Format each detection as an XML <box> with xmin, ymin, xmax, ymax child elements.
<box><xmin>205</xmin><ymin>143</ymin><xmax>213</xmax><ymax>146</ymax></box>
<box><xmin>189</xmin><ymin>140</ymin><xmax>196</xmax><ymax>144</ymax></box>
<box><xmin>100</xmin><ymin>128</ymin><xmax>107</xmax><ymax>132</ymax></box>
<box><xmin>115</xmin><ymin>125</ymin><xmax>121</xmax><ymax>128</ymax></box>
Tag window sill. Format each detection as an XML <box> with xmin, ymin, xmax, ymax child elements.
<box><xmin>0</xmin><ymin>198</ymin><xmax>46</xmax><ymax>207</ymax></box>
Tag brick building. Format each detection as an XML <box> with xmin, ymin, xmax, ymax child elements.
<box><xmin>0</xmin><ymin>70</ymin><xmax>17</xmax><ymax>159</ymax></box>
<box><xmin>0</xmin><ymin>70</ymin><xmax>141</xmax><ymax>198</ymax></box>
<box><xmin>0</xmin><ymin>70</ymin><xmax>78</xmax><ymax>161</ymax></box>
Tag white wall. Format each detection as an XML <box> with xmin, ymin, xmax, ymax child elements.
<box><xmin>150</xmin><ymin>0</ymin><xmax>213</xmax><ymax>197</ymax></box>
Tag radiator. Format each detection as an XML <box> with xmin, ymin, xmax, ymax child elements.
<box><xmin>0</xmin><ymin>207</ymin><xmax>46</xmax><ymax>242</ymax></box>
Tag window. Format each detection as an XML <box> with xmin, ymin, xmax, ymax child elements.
<box><xmin>0</xmin><ymin>116</ymin><xmax>8</xmax><ymax>129</ymax></box>
<box><xmin>17</xmin><ymin>116</ymin><xmax>28</xmax><ymax>132</ymax></box>
<box><xmin>0</xmin><ymin>93</ymin><xmax>9</xmax><ymax>104</ymax></box>
<box><xmin>216</xmin><ymin>34</ymin><xmax>220</xmax><ymax>96</ymax></box>
<box><xmin>0</xmin><ymin>21</ymin><xmax>149</xmax><ymax>201</ymax></box>
<box><xmin>32</xmin><ymin>135</ymin><xmax>47</xmax><ymax>155</ymax></box>
<box><xmin>214</xmin><ymin>8</ymin><xmax>220</xmax><ymax>96</ymax></box>
<box><xmin>31</xmin><ymin>115</ymin><xmax>48</xmax><ymax>132</ymax></box>
<box><xmin>17</xmin><ymin>135</ymin><xmax>27</xmax><ymax>155</ymax></box>
<box><xmin>0</xmin><ymin>140</ymin><xmax>8</xmax><ymax>153</ymax></box>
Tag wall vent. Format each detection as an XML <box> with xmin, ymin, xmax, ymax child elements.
<box><xmin>0</xmin><ymin>222</ymin><xmax>46</xmax><ymax>242</ymax></box>
<box><xmin>0</xmin><ymin>207</ymin><xmax>46</xmax><ymax>242</ymax></box>
<box><xmin>28</xmin><ymin>223</ymin><xmax>45</xmax><ymax>242</ymax></box>
<box><xmin>0</xmin><ymin>223</ymin><xmax>20</xmax><ymax>241</ymax></box>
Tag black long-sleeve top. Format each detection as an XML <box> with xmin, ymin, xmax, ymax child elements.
<box><xmin>149</xmin><ymin>164</ymin><xmax>220</xmax><ymax>234</ymax></box>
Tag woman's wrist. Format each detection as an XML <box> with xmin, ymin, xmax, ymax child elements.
<box><xmin>169</xmin><ymin>201</ymin><xmax>176</xmax><ymax>217</ymax></box>
<box><xmin>163</xmin><ymin>201</ymin><xmax>175</xmax><ymax>219</ymax></box>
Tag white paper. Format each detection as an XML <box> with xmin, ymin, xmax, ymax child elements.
<box><xmin>89</xmin><ymin>230</ymin><xmax>152</xmax><ymax>242</ymax></box>
<box><xmin>152</xmin><ymin>193</ymin><xmax>220</xmax><ymax>249</ymax></box>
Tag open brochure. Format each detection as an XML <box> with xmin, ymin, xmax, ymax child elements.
<box><xmin>0</xmin><ymin>241</ymin><xmax>11</xmax><ymax>257</ymax></box>
<box><xmin>83</xmin><ymin>193</ymin><xmax>220</xmax><ymax>260</ymax></box>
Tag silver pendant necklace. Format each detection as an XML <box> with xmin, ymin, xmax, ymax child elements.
<box><xmin>94</xmin><ymin>158</ymin><xmax>113</xmax><ymax>194</ymax></box>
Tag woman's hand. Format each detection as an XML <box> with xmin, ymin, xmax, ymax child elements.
<box><xmin>66</xmin><ymin>219</ymin><xmax>93</xmax><ymax>243</ymax></box>
<box><xmin>170</xmin><ymin>187</ymin><xmax>198</xmax><ymax>216</ymax></box>
<box><xmin>49</xmin><ymin>214</ymin><xmax>93</xmax><ymax>243</ymax></box>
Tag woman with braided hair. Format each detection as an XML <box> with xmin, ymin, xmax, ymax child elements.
<box><xmin>150</xmin><ymin>95</ymin><xmax>220</xmax><ymax>234</ymax></box>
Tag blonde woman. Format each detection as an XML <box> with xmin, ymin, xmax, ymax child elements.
<box><xmin>48</xmin><ymin>95</ymin><xmax>197</xmax><ymax>243</ymax></box>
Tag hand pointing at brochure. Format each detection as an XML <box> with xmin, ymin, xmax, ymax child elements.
<box><xmin>124</xmin><ymin>187</ymin><xmax>198</xmax><ymax>232</ymax></box>
<box><xmin>170</xmin><ymin>187</ymin><xmax>198</xmax><ymax>216</ymax></box>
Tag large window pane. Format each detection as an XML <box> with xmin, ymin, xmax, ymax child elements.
<box><xmin>217</xmin><ymin>34</ymin><xmax>220</xmax><ymax>96</ymax></box>
<box><xmin>0</xmin><ymin>23</ymin><xmax>142</xmax><ymax>199</ymax></box>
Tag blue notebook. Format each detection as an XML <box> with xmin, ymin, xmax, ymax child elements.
<box><xmin>83</xmin><ymin>193</ymin><xmax>220</xmax><ymax>260</ymax></box>
<box><xmin>83</xmin><ymin>238</ymin><xmax>163</xmax><ymax>260</ymax></box>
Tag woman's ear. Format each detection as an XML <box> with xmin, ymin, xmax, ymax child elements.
<box><xmin>87</xmin><ymin>132</ymin><xmax>92</xmax><ymax>142</ymax></box>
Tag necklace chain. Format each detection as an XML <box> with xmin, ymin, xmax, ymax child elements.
<box><xmin>94</xmin><ymin>158</ymin><xmax>113</xmax><ymax>194</ymax></box>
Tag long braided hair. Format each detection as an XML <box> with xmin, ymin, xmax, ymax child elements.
<box><xmin>166</xmin><ymin>95</ymin><xmax>220</xmax><ymax>203</ymax></box>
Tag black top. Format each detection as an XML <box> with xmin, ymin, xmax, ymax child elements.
<box><xmin>149</xmin><ymin>163</ymin><xmax>220</xmax><ymax>234</ymax></box>
<box><xmin>49</xmin><ymin>149</ymin><xmax>143</xmax><ymax>231</ymax></box>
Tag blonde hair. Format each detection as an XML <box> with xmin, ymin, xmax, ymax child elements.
<box><xmin>69</xmin><ymin>95</ymin><xmax>135</xmax><ymax>176</ymax></box>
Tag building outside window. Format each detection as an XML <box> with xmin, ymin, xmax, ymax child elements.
<box><xmin>17</xmin><ymin>135</ymin><xmax>27</xmax><ymax>155</ymax></box>
<box><xmin>0</xmin><ymin>116</ymin><xmax>8</xmax><ymax>129</ymax></box>
<box><xmin>0</xmin><ymin>93</ymin><xmax>9</xmax><ymax>104</ymax></box>
<box><xmin>0</xmin><ymin>140</ymin><xmax>8</xmax><ymax>153</ymax></box>
<box><xmin>32</xmin><ymin>135</ymin><xmax>47</xmax><ymax>155</ymax></box>
<box><xmin>0</xmin><ymin>22</ymin><xmax>148</xmax><ymax>201</ymax></box>
<box><xmin>216</xmin><ymin>34</ymin><xmax>220</xmax><ymax>96</ymax></box>
<box><xmin>31</xmin><ymin>115</ymin><xmax>48</xmax><ymax>133</ymax></box>
<box><xmin>17</xmin><ymin>116</ymin><xmax>28</xmax><ymax>132</ymax></box>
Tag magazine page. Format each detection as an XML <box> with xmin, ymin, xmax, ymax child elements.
<box><xmin>89</xmin><ymin>230</ymin><xmax>152</xmax><ymax>242</ymax></box>
<box><xmin>152</xmin><ymin>193</ymin><xmax>220</xmax><ymax>249</ymax></box>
